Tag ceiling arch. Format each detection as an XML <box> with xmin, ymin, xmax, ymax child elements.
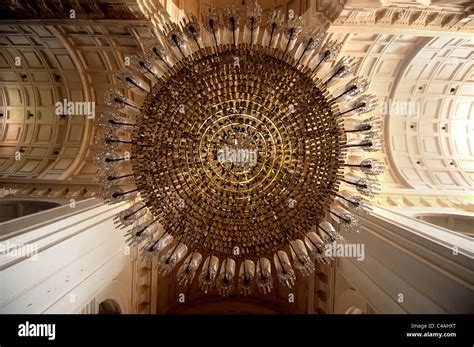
<box><xmin>0</xmin><ymin>25</ymin><xmax>87</xmax><ymax>179</ymax></box>
<box><xmin>387</xmin><ymin>36</ymin><xmax>473</xmax><ymax>191</ymax></box>
<box><xmin>0</xmin><ymin>23</ymin><xmax>154</xmax><ymax>182</ymax></box>
<box><xmin>329</xmin><ymin>31</ymin><xmax>429</xmax><ymax>190</ymax></box>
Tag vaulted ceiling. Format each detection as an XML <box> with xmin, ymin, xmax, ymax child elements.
<box><xmin>388</xmin><ymin>37</ymin><xmax>473</xmax><ymax>190</ymax></box>
<box><xmin>0</xmin><ymin>23</ymin><xmax>153</xmax><ymax>182</ymax></box>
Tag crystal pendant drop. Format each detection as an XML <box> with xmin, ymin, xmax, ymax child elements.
<box><xmin>238</xmin><ymin>259</ymin><xmax>255</xmax><ymax>296</ymax></box>
<box><xmin>274</xmin><ymin>251</ymin><xmax>296</xmax><ymax>288</ymax></box>
<box><xmin>157</xmin><ymin>243</ymin><xmax>188</xmax><ymax>276</ymax></box>
<box><xmin>199</xmin><ymin>255</ymin><xmax>219</xmax><ymax>294</ymax></box>
<box><xmin>176</xmin><ymin>252</ymin><xmax>203</xmax><ymax>286</ymax></box>
<box><xmin>289</xmin><ymin>239</ymin><xmax>315</xmax><ymax>277</ymax></box>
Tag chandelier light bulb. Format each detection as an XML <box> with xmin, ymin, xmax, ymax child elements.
<box><xmin>157</xmin><ymin>243</ymin><xmax>189</xmax><ymax>276</ymax></box>
<box><xmin>125</xmin><ymin>219</ymin><xmax>160</xmax><ymax>245</ymax></box>
<box><xmin>273</xmin><ymin>251</ymin><xmax>296</xmax><ymax>288</ymax></box>
<box><xmin>141</xmin><ymin>233</ymin><xmax>174</xmax><ymax>261</ymax></box>
<box><xmin>238</xmin><ymin>259</ymin><xmax>256</xmax><ymax>296</ymax></box>
<box><xmin>199</xmin><ymin>255</ymin><xmax>220</xmax><ymax>294</ymax></box>
<box><xmin>318</xmin><ymin>221</ymin><xmax>345</xmax><ymax>243</ymax></box>
<box><xmin>255</xmin><ymin>258</ymin><xmax>273</xmax><ymax>294</ymax></box>
<box><xmin>177</xmin><ymin>252</ymin><xmax>203</xmax><ymax>286</ymax></box>
<box><xmin>304</xmin><ymin>232</ymin><xmax>332</xmax><ymax>264</ymax></box>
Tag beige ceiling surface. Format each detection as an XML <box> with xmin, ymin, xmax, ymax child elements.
<box><xmin>0</xmin><ymin>25</ymin><xmax>86</xmax><ymax>180</ymax></box>
<box><xmin>330</xmin><ymin>31</ymin><xmax>428</xmax><ymax>190</ymax></box>
<box><xmin>387</xmin><ymin>37</ymin><xmax>473</xmax><ymax>190</ymax></box>
<box><xmin>0</xmin><ymin>23</ymin><xmax>152</xmax><ymax>181</ymax></box>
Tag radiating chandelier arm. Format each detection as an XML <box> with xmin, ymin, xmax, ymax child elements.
<box><xmin>267</xmin><ymin>22</ymin><xmax>276</xmax><ymax>48</ymax></box>
<box><xmin>343</xmin><ymin>173</ymin><xmax>381</xmax><ymax>197</ymax></box>
<box><xmin>244</xmin><ymin>2</ymin><xmax>262</xmax><ymax>46</ymax></box>
<box><xmin>146</xmin><ymin>229</ymin><xmax>172</xmax><ymax>253</ymax></box>
<box><xmin>130</xmin><ymin>55</ymin><xmax>161</xmax><ymax>81</ymax></box>
<box><xmin>285</xmin><ymin>230</ymin><xmax>312</xmax><ymax>275</ymax></box>
<box><xmin>335</xmin><ymin>190</ymin><xmax>372</xmax><ymax>215</ymax></box>
<box><xmin>104</xmin><ymin>89</ymin><xmax>142</xmax><ymax>115</ymax></box>
<box><xmin>263</xmin><ymin>10</ymin><xmax>284</xmax><ymax>48</ymax></box>
<box><xmin>311</xmin><ymin>40</ymin><xmax>342</xmax><ymax>75</ymax></box>
<box><xmin>199</xmin><ymin>255</ymin><xmax>219</xmax><ymax>293</ymax></box>
<box><xmin>145</xmin><ymin>42</ymin><xmax>172</xmax><ymax>69</ymax></box>
<box><xmin>329</xmin><ymin>210</ymin><xmax>350</xmax><ymax>224</ymax></box>
<box><xmin>130</xmin><ymin>218</ymin><xmax>159</xmax><ymax>237</ymax></box>
<box><xmin>180</xmin><ymin>13</ymin><xmax>202</xmax><ymax>50</ymax></box>
<box><xmin>108</xmin><ymin>156</ymin><xmax>133</xmax><ymax>162</ymax></box>
<box><xmin>303</xmin><ymin>231</ymin><xmax>325</xmax><ymax>252</ymax></box>
<box><xmin>255</xmin><ymin>258</ymin><xmax>273</xmax><ymax>294</ymax></box>
<box><xmin>162</xmin><ymin>21</ymin><xmax>188</xmax><ymax>59</ymax></box>
<box><xmin>98</xmin><ymin>113</ymin><xmax>136</xmax><ymax>128</ymax></box>
<box><xmin>275</xmin><ymin>250</ymin><xmax>287</xmax><ymax>274</ymax></box>
<box><xmin>289</xmin><ymin>239</ymin><xmax>315</xmax><ymax>277</ymax></box>
<box><xmin>114</xmin><ymin>202</ymin><xmax>148</xmax><ymax>228</ymax></box>
<box><xmin>202</xmin><ymin>7</ymin><xmax>219</xmax><ymax>47</ymax></box>
<box><xmin>274</xmin><ymin>251</ymin><xmax>296</xmax><ymax>288</ymax></box>
<box><xmin>304</xmin><ymin>232</ymin><xmax>332</xmax><ymax>264</ymax></box>
<box><xmin>177</xmin><ymin>251</ymin><xmax>203</xmax><ymax>285</ymax></box>
<box><xmin>141</xmin><ymin>232</ymin><xmax>174</xmax><ymax>261</ymax></box>
<box><xmin>125</xmin><ymin>219</ymin><xmax>159</xmax><ymax>245</ymax></box>
<box><xmin>106</xmin><ymin>137</ymin><xmax>134</xmax><ymax>145</ymax></box>
<box><xmin>344</xmin><ymin>126</ymin><xmax>370</xmax><ymax>134</ymax></box>
<box><xmin>217</xmin><ymin>258</ymin><xmax>236</xmax><ymax>296</ymax></box>
<box><xmin>295</xmin><ymin>24</ymin><xmax>328</xmax><ymax>66</ymax></box>
<box><xmin>295</xmin><ymin>37</ymin><xmax>312</xmax><ymax>65</ymax></box>
<box><xmin>106</xmin><ymin>173</ymin><xmax>135</xmax><ymax>181</ymax></box>
<box><xmin>164</xmin><ymin>237</ymin><xmax>183</xmax><ymax>263</ymax></box>
<box><xmin>344</xmin><ymin>116</ymin><xmax>383</xmax><ymax>135</ymax></box>
<box><xmin>331</xmin><ymin>77</ymin><xmax>369</xmax><ymax>103</ymax></box>
<box><xmin>345</xmin><ymin>134</ymin><xmax>383</xmax><ymax>152</ymax></box>
<box><xmin>102</xmin><ymin>172</ymin><xmax>134</xmax><ymax>187</ymax></box>
<box><xmin>323</xmin><ymin>57</ymin><xmax>356</xmax><ymax>86</ymax></box>
<box><xmin>158</xmin><ymin>241</ymin><xmax>188</xmax><ymax>276</ymax></box>
<box><xmin>336</xmin><ymin>95</ymin><xmax>378</xmax><ymax>118</ymax></box>
<box><xmin>224</xmin><ymin>6</ymin><xmax>240</xmax><ymax>46</ymax></box>
<box><xmin>287</xmin><ymin>235</ymin><xmax>306</xmax><ymax>264</ymax></box>
<box><xmin>112</xmin><ymin>188</ymin><xmax>138</xmax><ymax>198</ymax></box>
<box><xmin>312</xmin><ymin>50</ymin><xmax>328</xmax><ymax>73</ymax></box>
<box><xmin>318</xmin><ymin>222</ymin><xmax>345</xmax><ymax>243</ymax></box>
<box><xmin>116</xmin><ymin>69</ymin><xmax>150</xmax><ymax>95</ymax></box>
<box><xmin>239</xmin><ymin>259</ymin><xmax>255</xmax><ymax>296</ymax></box>
<box><xmin>282</xmin><ymin>15</ymin><xmax>303</xmax><ymax>53</ymax></box>
<box><xmin>343</xmin><ymin>158</ymin><xmax>384</xmax><ymax>175</ymax></box>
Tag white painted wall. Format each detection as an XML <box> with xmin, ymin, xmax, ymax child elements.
<box><xmin>334</xmin><ymin>206</ymin><xmax>474</xmax><ymax>314</ymax></box>
<box><xmin>0</xmin><ymin>198</ymin><xmax>134</xmax><ymax>314</ymax></box>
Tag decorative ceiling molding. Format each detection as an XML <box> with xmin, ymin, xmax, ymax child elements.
<box><xmin>0</xmin><ymin>178</ymin><xmax>99</xmax><ymax>199</ymax></box>
<box><xmin>0</xmin><ymin>0</ymin><xmax>146</xmax><ymax>21</ymax></box>
<box><xmin>325</xmin><ymin>1</ymin><xmax>474</xmax><ymax>39</ymax></box>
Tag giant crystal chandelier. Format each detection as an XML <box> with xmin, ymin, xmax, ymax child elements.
<box><xmin>95</xmin><ymin>2</ymin><xmax>384</xmax><ymax>296</ymax></box>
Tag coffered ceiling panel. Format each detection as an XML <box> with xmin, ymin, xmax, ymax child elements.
<box><xmin>387</xmin><ymin>37</ymin><xmax>474</xmax><ymax>191</ymax></box>
<box><xmin>0</xmin><ymin>22</ymin><xmax>154</xmax><ymax>181</ymax></box>
<box><xmin>0</xmin><ymin>25</ymin><xmax>84</xmax><ymax>179</ymax></box>
<box><xmin>333</xmin><ymin>32</ymin><xmax>428</xmax><ymax>190</ymax></box>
